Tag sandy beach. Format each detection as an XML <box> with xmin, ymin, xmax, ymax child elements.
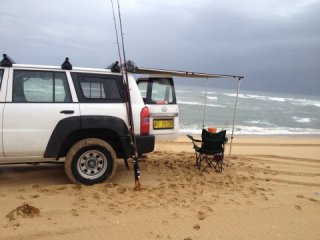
<box><xmin>1</xmin><ymin>135</ymin><xmax>320</xmax><ymax>240</ymax></box>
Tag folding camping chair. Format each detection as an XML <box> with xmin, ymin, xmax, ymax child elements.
<box><xmin>187</xmin><ymin>129</ymin><xmax>228</xmax><ymax>172</ymax></box>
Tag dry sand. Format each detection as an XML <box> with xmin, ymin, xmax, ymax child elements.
<box><xmin>1</xmin><ymin>136</ymin><xmax>320</xmax><ymax>240</ymax></box>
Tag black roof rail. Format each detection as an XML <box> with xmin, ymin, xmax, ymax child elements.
<box><xmin>61</xmin><ymin>57</ymin><xmax>72</xmax><ymax>70</ymax></box>
<box><xmin>0</xmin><ymin>54</ymin><xmax>16</xmax><ymax>67</ymax></box>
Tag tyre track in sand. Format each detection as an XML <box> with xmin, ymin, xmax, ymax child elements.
<box><xmin>234</xmin><ymin>155</ymin><xmax>320</xmax><ymax>187</ymax></box>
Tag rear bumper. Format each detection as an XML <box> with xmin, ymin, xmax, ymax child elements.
<box><xmin>120</xmin><ymin>134</ymin><xmax>155</xmax><ymax>159</ymax></box>
<box><xmin>136</xmin><ymin>134</ymin><xmax>155</xmax><ymax>155</ymax></box>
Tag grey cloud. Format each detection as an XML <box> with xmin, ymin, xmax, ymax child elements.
<box><xmin>0</xmin><ymin>0</ymin><xmax>319</xmax><ymax>95</ymax></box>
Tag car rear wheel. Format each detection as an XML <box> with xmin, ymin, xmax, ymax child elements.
<box><xmin>65</xmin><ymin>138</ymin><xmax>117</xmax><ymax>185</ymax></box>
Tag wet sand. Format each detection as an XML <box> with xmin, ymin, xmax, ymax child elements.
<box><xmin>1</xmin><ymin>136</ymin><xmax>320</xmax><ymax>240</ymax></box>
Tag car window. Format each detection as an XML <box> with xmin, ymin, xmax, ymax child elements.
<box><xmin>77</xmin><ymin>75</ymin><xmax>121</xmax><ymax>101</ymax></box>
<box><xmin>150</xmin><ymin>78</ymin><xmax>174</xmax><ymax>104</ymax></box>
<box><xmin>13</xmin><ymin>70</ymin><xmax>72</xmax><ymax>103</ymax></box>
<box><xmin>55</xmin><ymin>72</ymin><xmax>72</xmax><ymax>102</ymax></box>
<box><xmin>0</xmin><ymin>69</ymin><xmax>4</xmax><ymax>89</ymax></box>
<box><xmin>137</xmin><ymin>81</ymin><xmax>148</xmax><ymax>99</ymax></box>
<box><xmin>80</xmin><ymin>77</ymin><xmax>106</xmax><ymax>99</ymax></box>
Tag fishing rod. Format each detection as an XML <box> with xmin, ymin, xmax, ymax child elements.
<box><xmin>112</xmin><ymin>0</ymin><xmax>141</xmax><ymax>190</ymax></box>
<box><xmin>110</xmin><ymin>0</ymin><xmax>131</xmax><ymax>171</ymax></box>
<box><xmin>110</xmin><ymin>0</ymin><xmax>123</xmax><ymax>67</ymax></box>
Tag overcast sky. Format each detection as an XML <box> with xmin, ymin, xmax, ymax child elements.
<box><xmin>0</xmin><ymin>0</ymin><xmax>319</xmax><ymax>95</ymax></box>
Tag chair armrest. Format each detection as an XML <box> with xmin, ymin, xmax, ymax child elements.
<box><xmin>187</xmin><ymin>135</ymin><xmax>201</xmax><ymax>142</ymax></box>
<box><xmin>187</xmin><ymin>134</ymin><xmax>202</xmax><ymax>151</ymax></box>
<box><xmin>186</xmin><ymin>134</ymin><xmax>193</xmax><ymax>141</ymax></box>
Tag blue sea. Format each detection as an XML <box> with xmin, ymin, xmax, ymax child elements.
<box><xmin>176</xmin><ymin>84</ymin><xmax>320</xmax><ymax>135</ymax></box>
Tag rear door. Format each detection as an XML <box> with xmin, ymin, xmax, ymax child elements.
<box><xmin>137</xmin><ymin>77</ymin><xmax>179</xmax><ymax>135</ymax></box>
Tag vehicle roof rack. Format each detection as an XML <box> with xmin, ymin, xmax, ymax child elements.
<box><xmin>1</xmin><ymin>54</ymin><xmax>16</xmax><ymax>67</ymax></box>
<box><xmin>61</xmin><ymin>57</ymin><xmax>72</xmax><ymax>70</ymax></box>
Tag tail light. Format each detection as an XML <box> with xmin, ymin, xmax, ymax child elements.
<box><xmin>140</xmin><ymin>107</ymin><xmax>150</xmax><ymax>135</ymax></box>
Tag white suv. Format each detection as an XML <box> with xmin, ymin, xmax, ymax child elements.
<box><xmin>0</xmin><ymin>54</ymin><xmax>179</xmax><ymax>185</ymax></box>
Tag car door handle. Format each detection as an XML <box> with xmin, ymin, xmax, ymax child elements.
<box><xmin>60</xmin><ymin>110</ymin><xmax>74</xmax><ymax>114</ymax></box>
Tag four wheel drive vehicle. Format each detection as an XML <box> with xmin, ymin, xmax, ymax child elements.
<box><xmin>0</xmin><ymin>55</ymin><xmax>179</xmax><ymax>185</ymax></box>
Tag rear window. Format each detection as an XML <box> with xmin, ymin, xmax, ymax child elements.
<box><xmin>73</xmin><ymin>73</ymin><xmax>124</xmax><ymax>103</ymax></box>
<box><xmin>151</xmin><ymin>78</ymin><xmax>174</xmax><ymax>104</ymax></box>
<box><xmin>138</xmin><ymin>78</ymin><xmax>176</xmax><ymax>105</ymax></box>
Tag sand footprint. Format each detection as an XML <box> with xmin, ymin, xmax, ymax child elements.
<box><xmin>197</xmin><ymin>211</ymin><xmax>207</xmax><ymax>220</ymax></box>
<box><xmin>294</xmin><ymin>205</ymin><xmax>302</xmax><ymax>210</ymax></box>
<box><xmin>193</xmin><ymin>224</ymin><xmax>200</xmax><ymax>230</ymax></box>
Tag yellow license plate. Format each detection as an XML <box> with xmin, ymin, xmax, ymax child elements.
<box><xmin>153</xmin><ymin>119</ymin><xmax>174</xmax><ymax>129</ymax></box>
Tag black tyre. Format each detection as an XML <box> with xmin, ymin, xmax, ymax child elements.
<box><xmin>65</xmin><ymin>138</ymin><xmax>117</xmax><ymax>185</ymax></box>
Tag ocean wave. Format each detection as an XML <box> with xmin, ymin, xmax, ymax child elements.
<box><xmin>177</xmin><ymin>101</ymin><xmax>201</xmax><ymax>106</ymax></box>
<box><xmin>178</xmin><ymin>101</ymin><xmax>225</xmax><ymax>108</ymax></box>
<box><xmin>292</xmin><ymin>116</ymin><xmax>311</xmax><ymax>123</ymax></box>
<box><xmin>206</xmin><ymin>96</ymin><xmax>218</xmax><ymax>100</ymax></box>
<box><xmin>176</xmin><ymin>90</ymin><xmax>193</xmax><ymax>93</ymax></box>
<box><xmin>199</xmin><ymin>95</ymin><xmax>218</xmax><ymax>100</ymax></box>
<box><xmin>201</xmin><ymin>91</ymin><xmax>216</xmax><ymax>95</ymax></box>
<box><xmin>206</xmin><ymin>104</ymin><xmax>225</xmax><ymax>108</ymax></box>
<box><xmin>245</xmin><ymin>120</ymin><xmax>277</xmax><ymax>126</ymax></box>
<box><xmin>223</xmin><ymin>93</ymin><xmax>286</xmax><ymax>102</ymax></box>
<box><xmin>179</xmin><ymin>125</ymin><xmax>320</xmax><ymax>135</ymax></box>
<box><xmin>288</xmin><ymin>98</ymin><xmax>320</xmax><ymax>108</ymax></box>
<box><xmin>314</xmin><ymin>103</ymin><xmax>320</xmax><ymax>107</ymax></box>
<box><xmin>223</xmin><ymin>93</ymin><xmax>320</xmax><ymax>107</ymax></box>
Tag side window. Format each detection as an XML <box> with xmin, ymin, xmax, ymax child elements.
<box><xmin>76</xmin><ymin>74</ymin><xmax>123</xmax><ymax>102</ymax></box>
<box><xmin>150</xmin><ymin>78</ymin><xmax>175</xmax><ymax>104</ymax></box>
<box><xmin>79</xmin><ymin>77</ymin><xmax>106</xmax><ymax>99</ymax></box>
<box><xmin>13</xmin><ymin>70</ymin><xmax>72</xmax><ymax>103</ymax></box>
<box><xmin>0</xmin><ymin>69</ymin><xmax>4</xmax><ymax>89</ymax></box>
<box><xmin>55</xmin><ymin>72</ymin><xmax>72</xmax><ymax>102</ymax></box>
<box><xmin>137</xmin><ymin>80</ymin><xmax>148</xmax><ymax>102</ymax></box>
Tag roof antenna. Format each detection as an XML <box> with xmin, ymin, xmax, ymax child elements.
<box><xmin>111</xmin><ymin>0</ymin><xmax>142</xmax><ymax>190</ymax></box>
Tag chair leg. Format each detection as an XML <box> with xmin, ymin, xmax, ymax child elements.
<box><xmin>201</xmin><ymin>155</ymin><xmax>214</xmax><ymax>172</ymax></box>
<box><xmin>214</xmin><ymin>153</ymin><xmax>224</xmax><ymax>173</ymax></box>
<box><xmin>197</xmin><ymin>153</ymin><xmax>201</xmax><ymax>169</ymax></box>
<box><xmin>196</xmin><ymin>153</ymin><xmax>225</xmax><ymax>173</ymax></box>
<box><xmin>195</xmin><ymin>152</ymin><xmax>201</xmax><ymax>170</ymax></box>
<box><xmin>215</xmin><ymin>160</ymin><xmax>222</xmax><ymax>173</ymax></box>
